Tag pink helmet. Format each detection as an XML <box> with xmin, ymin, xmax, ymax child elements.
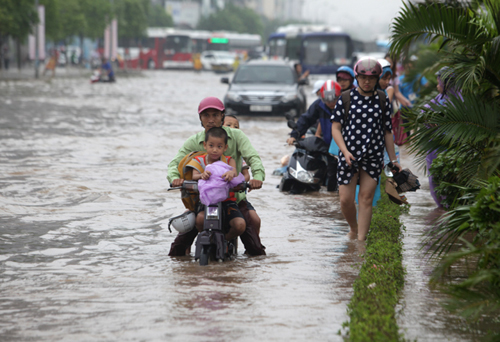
<box><xmin>320</xmin><ymin>80</ymin><xmax>341</xmax><ymax>102</ymax></box>
<box><xmin>354</xmin><ymin>57</ymin><xmax>382</xmax><ymax>77</ymax></box>
<box><xmin>198</xmin><ymin>97</ymin><xmax>225</xmax><ymax>114</ymax></box>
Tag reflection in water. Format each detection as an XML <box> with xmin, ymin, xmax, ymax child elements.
<box><xmin>397</xmin><ymin>147</ymin><xmax>493</xmax><ymax>341</ymax></box>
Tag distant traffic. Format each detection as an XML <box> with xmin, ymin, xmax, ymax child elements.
<box><xmin>113</xmin><ymin>24</ymin><xmax>374</xmax><ymax>74</ymax></box>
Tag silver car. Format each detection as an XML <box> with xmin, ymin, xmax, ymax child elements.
<box><xmin>221</xmin><ymin>60</ymin><xmax>307</xmax><ymax>117</ymax></box>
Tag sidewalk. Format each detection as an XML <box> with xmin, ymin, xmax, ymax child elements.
<box><xmin>0</xmin><ymin>66</ymin><xmax>141</xmax><ymax>81</ymax></box>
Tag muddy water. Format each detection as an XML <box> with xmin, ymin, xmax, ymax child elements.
<box><xmin>0</xmin><ymin>71</ymin><xmax>363</xmax><ymax>341</ymax></box>
<box><xmin>0</xmin><ymin>71</ymin><xmax>485</xmax><ymax>341</ymax></box>
<box><xmin>397</xmin><ymin>148</ymin><xmax>493</xmax><ymax>341</ymax></box>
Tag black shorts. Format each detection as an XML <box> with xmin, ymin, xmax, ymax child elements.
<box><xmin>242</xmin><ymin>199</ymin><xmax>256</xmax><ymax>211</ymax></box>
<box><xmin>223</xmin><ymin>201</ymin><xmax>244</xmax><ymax>222</ymax></box>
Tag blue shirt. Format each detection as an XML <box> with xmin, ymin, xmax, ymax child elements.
<box><xmin>102</xmin><ymin>61</ymin><xmax>114</xmax><ymax>78</ymax></box>
<box><xmin>399</xmin><ymin>74</ymin><xmax>427</xmax><ymax>106</ymax></box>
<box><xmin>290</xmin><ymin>98</ymin><xmax>334</xmax><ymax>145</ymax></box>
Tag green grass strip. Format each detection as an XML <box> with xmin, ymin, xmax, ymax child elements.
<box><xmin>344</xmin><ymin>180</ymin><xmax>409</xmax><ymax>341</ymax></box>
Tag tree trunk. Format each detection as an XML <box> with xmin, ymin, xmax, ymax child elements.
<box><xmin>79</xmin><ymin>33</ymin><xmax>84</xmax><ymax>66</ymax></box>
<box><xmin>16</xmin><ymin>38</ymin><xmax>21</xmax><ymax>70</ymax></box>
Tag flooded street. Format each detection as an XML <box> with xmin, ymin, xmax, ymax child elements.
<box><xmin>0</xmin><ymin>71</ymin><xmax>360</xmax><ymax>341</ymax></box>
<box><xmin>0</xmin><ymin>70</ymin><xmax>485</xmax><ymax>341</ymax></box>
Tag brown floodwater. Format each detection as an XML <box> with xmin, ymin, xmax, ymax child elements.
<box><xmin>0</xmin><ymin>70</ymin><xmax>492</xmax><ymax>341</ymax></box>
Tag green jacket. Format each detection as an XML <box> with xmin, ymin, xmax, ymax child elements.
<box><xmin>167</xmin><ymin>126</ymin><xmax>265</xmax><ymax>202</ymax></box>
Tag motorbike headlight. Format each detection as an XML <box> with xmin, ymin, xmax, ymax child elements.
<box><xmin>288</xmin><ymin>164</ymin><xmax>317</xmax><ymax>184</ymax></box>
<box><xmin>296</xmin><ymin>170</ymin><xmax>315</xmax><ymax>183</ymax></box>
<box><xmin>281</xmin><ymin>93</ymin><xmax>297</xmax><ymax>102</ymax></box>
<box><xmin>226</xmin><ymin>92</ymin><xmax>241</xmax><ymax>102</ymax></box>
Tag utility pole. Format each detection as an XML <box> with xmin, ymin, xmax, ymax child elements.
<box><xmin>109</xmin><ymin>0</ymin><xmax>113</xmax><ymax>62</ymax></box>
<box><xmin>35</xmin><ymin>0</ymin><xmax>39</xmax><ymax>78</ymax></box>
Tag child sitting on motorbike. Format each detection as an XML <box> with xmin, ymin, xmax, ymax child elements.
<box><xmin>223</xmin><ymin>115</ymin><xmax>262</xmax><ymax>235</ymax></box>
<box><xmin>187</xmin><ymin>127</ymin><xmax>246</xmax><ymax>241</ymax></box>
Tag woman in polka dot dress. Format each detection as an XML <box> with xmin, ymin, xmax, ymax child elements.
<box><xmin>331</xmin><ymin>57</ymin><xmax>402</xmax><ymax>240</ymax></box>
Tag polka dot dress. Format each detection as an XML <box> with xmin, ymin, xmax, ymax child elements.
<box><xmin>331</xmin><ymin>88</ymin><xmax>392</xmax><ymax>185</ymax></box>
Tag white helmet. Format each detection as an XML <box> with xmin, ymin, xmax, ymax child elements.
<box><xmin>168</xmin><ymin>211</ymin><xmax>196</xmax><ymax>233</ymax></box>
<box><xmin>378</xmin><ymin>59</ymin><xmax>391</xmax><ymax>69</ymax></box>
<box><xmin>311</xmin><ymin>79</ymin><xmax>325</xmax><ymax>94</ymax></box>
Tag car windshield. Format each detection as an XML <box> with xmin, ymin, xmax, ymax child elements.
<box><xmin>303</xmin><ymin>35</ymin><xmax>349</xmax><ymax>66</ymax></box>
<box><xmin>233</xmin><ymin>65</ymin><xmax>295</xmax><ymax>84</ymax></box>
<box><xmin>214</xmin><ymin>51</ymin><xmax>235</xmax><ymax>58</ymax></box>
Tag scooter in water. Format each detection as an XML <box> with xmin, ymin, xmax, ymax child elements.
<box><xmin>279</xmin><ymin>118</ymin><xmax>332</xmax><ymax>194</ymax></box>
<box><xmin>168</xmin><ymin>180</ymin><xmax>249</xmax><ymax>266</ymax></box>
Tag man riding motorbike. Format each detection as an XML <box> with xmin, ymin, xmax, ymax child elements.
<box><xmin>167</xmin><ymin>97</ymin><xmax>266</xmax><ymax>256</ymax></box>
<box><xmin>286</xmin><ymin>80</ymin><xmax>342</xmax><ymax>191</ymax></box>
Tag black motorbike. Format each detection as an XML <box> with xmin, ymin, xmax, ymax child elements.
<box><xmin>279</xmin><ymin>119</ymin><xmax>332</xmax><ymax>194</ymax></box>
<box><xmin>169</xmin><ymin>180</ymin><xmax>249</xmax><ymax>266</ymax></box>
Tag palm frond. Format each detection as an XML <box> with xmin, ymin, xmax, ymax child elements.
<box><xmin>431</xmin><ymin>238</ymin><xmax>500</xmax><ymax>320</ymax></box>
<box><xmin>423</xmin><ymin>204</ymin><xmax>474</xmax><ymax>257</ymax></box>
<box><xmin>390</xmin><ymin>2</ymin><xmax>497</xmax><ymax>57</ymax></box>
<box><xmin>406</xmin><ymin>95</ymin><xmax>500</xmax><ymax>157</ymax></box>
<box><xmin>480</xmin><ymin>135</ymin><xmax>500</xmax><ymax>178</ymax></box>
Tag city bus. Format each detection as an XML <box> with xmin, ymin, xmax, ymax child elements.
<box><xmin>116</xmin><ymin>28</ymin><xmax>262</xmax><ymax>70</ymax></box>
<box><xmin>208</xmin><ymin>32</ymin><xmax>261</xmax><ymax>55</ymax></box>
<box><xmin>267</xmin><ymin>32</ymin><xmax>286</xmax><ymax>59</ymax></box>
<box><xmin>117</xmin><ymin>27</ymin><xmax>171</xmax><ymax>69</ymax></box>
<box><xmin>162</xmin><ymin>30</ymin><xmax>211</xmax><ymax>69</ymax></box>
<box><xmin>267</xmin><ymin>25</ymin><xmax>355</xmax><ymax>75</ymax></box>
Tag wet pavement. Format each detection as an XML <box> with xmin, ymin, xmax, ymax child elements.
<box><xmin>0</xmin><ymin>70</ymin><xmax>489</xmax><ymax>341</ymax></box>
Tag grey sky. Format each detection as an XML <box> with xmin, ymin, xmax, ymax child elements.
<box><xmin>301</xmin><ymin>0</ymin><xmax>406</xmax><ymax>40</ymax></box>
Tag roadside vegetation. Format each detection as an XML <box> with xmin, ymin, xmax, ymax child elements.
<box><xmin>343</xmin><ymin>180</ymin><xmax>409</xmax><ymax>341</ymax></box>
<box><xmin>390</xmin><ymin>0</ymin><xmax>500</xmax><ymax>339</ymax></box>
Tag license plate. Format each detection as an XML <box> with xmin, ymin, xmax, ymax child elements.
<box><xmin>250</xmin><ymin>105</ymin><xmax>272</xmax><ymax>112</ymax></box>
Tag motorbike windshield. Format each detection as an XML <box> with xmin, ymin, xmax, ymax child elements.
<box><xmin>296</xmin><ymin>136</ymin><xmax>329</xmax><ymax>154</ymax></box>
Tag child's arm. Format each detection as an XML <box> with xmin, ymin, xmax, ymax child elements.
<box><xmin>222</xmin><ymin>158</ymin><xmax>238</xmax><ymax>182</ymax></box>
<box><xmin>192</xmin><ymin>169</ymin><xmax>211</xmax><ymax>181</ymax></box>
<box><xmin>386</xmin><ymin>86</ymin><xmax>395</xmax><ymax>103</ymax></box>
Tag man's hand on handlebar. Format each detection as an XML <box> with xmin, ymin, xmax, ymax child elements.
<box><xmin>286</xmin><ymin>137</ymin><xmax>296</xmax><ymax>145</ymax></box>
<box><xmin>248</xmin><ymin>179</ymin><xmax>262</xmax><ymax>192</ymax></box>
<box><xmin>171</xmin><ymin>178</ymin><xmax>184</xmax><ymax>187</ymax></box>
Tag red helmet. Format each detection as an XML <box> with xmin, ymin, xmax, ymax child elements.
<box><xmin>198</xmin><ymin>97</ymin><xmax>225</xmax><ymax>114</ymax></box>
<box><xmin>320</xmin><ymin>80</ymin><xmax>341</xmax><ymax>103</ymax></box>
<box><xmin>354</xmin><ymin>57</ymin><xmax>382</xmax><ymax>77</ymax></box>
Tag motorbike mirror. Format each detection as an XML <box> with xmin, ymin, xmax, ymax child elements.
<box><xmin>220</xmin><ymin>77</ymin><xmax>229</xmax><ymax>84</ymax></box>
<box><xmin>287</xmin><ymin>119</ymin><xmax>297</xmax><ymax>129</ymax></box>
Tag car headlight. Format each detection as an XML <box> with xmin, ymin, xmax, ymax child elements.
<box><xmin>281</xmin><ymin>93</ymin><xmax>298</xmax><ymax>102</ymax></box>
<box><xmin>226</xmin><ymin>92</ymin><xmax>241</xmax><ymax>102</ymax></box>
<box><xmin>288</xmin><ymin>164</ymin><xmax>318</xmax><ymax>184</ymax></box>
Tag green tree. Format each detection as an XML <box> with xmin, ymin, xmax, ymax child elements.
<box><xmin>389</xmin><ymin>0</ymin><xmax>500</xmax><ymax>330</ymax></box>
<box><xmin>80</xmin><ymin>0</ymin><xmax>112</xmax><ymax>40</ymax></box>
<box><xmin>197</xmin><ymin>2</ymin><xmax>263</xmax><ymax>36</ymax></box>
<box><xmin>0</xmin><ymin>0</ymin><xmax>38</xmax><ymax>41</ymax></box>
<box><xmin>39</xmin><ymin>0</ymin><xmax>60</xmax><ymax>41</ymax></box>
<box><xmin>147</xmin><ymin>3</ymin><xmax>173</xmax><ymax>27</ymax></box>
<box><xmin>391</xmin><ymin>0</ymin><xmax>500</xmax><ymax>100</ymax></box>
<box><xmin>114</xmin><ymin>0</ymin><xmax>149</xmax><ymax>46</ymax></box>
<box><xmin>57</xmin><ymin>0</ymin><xmax>86</xmax><ymax>43</ymax></box>
<box><xmin>0</xmin><ymin>0</ymin><xmax>38</xmax><ymax>70</ymax></box>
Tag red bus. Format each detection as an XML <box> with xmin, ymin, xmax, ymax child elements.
<box><xmin>115</xmin><ymin>28</ymin><xmax>262</xmax><ymax>70</ymax></box>
<box><xmin>162</xmin><ymin>30</ymin><xmax>211</xmax><ymax>69</ymax></box>
<box><xmin>115</xmin><ymin>27</ymin><xmax>171</xmax><ymax>69</ymax></box>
